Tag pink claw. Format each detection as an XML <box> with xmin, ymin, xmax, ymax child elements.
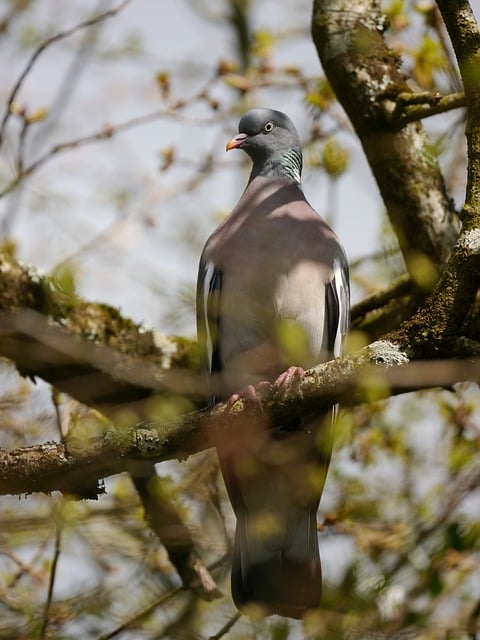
<box><xmin>273</xmin><ymin>366</ymin><xmax>304</xmax><ymax>390</ymax></box>
<box><xmin>226</xmin><ymin>381</ymin><xmax>273</xmax><ymax>412</ymax></box>
<box><xmin>225</xmin><ymin>367</ymin><xmax>304</xmax><ymax>412</ymax></box>
<box><xmin>226</xmin><ymin>384</ymin><xmax>264</xmax><ymax>410</ymax></box>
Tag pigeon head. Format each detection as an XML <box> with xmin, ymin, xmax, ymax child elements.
<box><xmin>226</xmin><ymin>108</ymin><xmax>303</xmax><ymax>184</ymax></box>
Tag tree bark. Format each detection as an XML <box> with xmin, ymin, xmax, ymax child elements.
<box><xmin>311</xmin><ymin>0</ymin><xmax>480</xmax><ymax>356</ymax></box>
<box><xmin>311</xmin><ymin>0</ymin><xmax>459</xmax><ymax>278</ymax></box>
<box><xmin>388</xmin><ymin>1</ymin><xmax>480</xmax><ymax>355</ymax></box>
<box><xmin>3</xmin><ymin>340</ymin><xmax>480</xmax><ymax>497</ymax></box>
<box><xmin>0</xmin><ymin>251</ymin><xmax>201</xmax><ymax>418</ymax></box>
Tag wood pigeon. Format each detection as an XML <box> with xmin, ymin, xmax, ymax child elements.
<box><xmin>196</xmin><ymin>108</ymin><xmax>350</xmax><ymax>618</ymax></box>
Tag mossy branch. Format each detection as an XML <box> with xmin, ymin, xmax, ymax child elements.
<box><xmin>311</xmin><ymin>0</ymin><xmax>459</xmax><ymax>276</ymax></box>
<box><xmin>0</xmin><ymin>250</ymin><xmax>201</xmax><ymax>418</ymax></box>
<box><xmin>387</xmin><ymin>1</ymin><xmax>480</xmax><ymax>355</ymax></box>
<box><xmin>388</xmin><ymin>91</ymin><xmax>466</xmax><ymax>126</ymax></box>
<box><xmin>3</xmin><ymin>341</ymin><xmax>480</xmax><ymax>497</ymax></box>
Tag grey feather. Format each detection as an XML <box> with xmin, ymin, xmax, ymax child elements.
<box><xmin>197</xmin><ymin>108</ymin><xmax>350</xmax><ymax>618</ymax></box>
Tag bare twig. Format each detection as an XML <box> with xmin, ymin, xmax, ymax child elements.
<box><xmin>97</xmin><ymin>585</ymin><xmax>183</xmax><ymax>640</ymax></box>
<box><xmin>52</xmin><ymin>155</ymin><xmax>219</xmax><ymax>272</ymax></box>
<box><xmin>0</xmin><ymin>0</ymin><xmax>132</xmax><ymax>145</ymax></box>
<box><xmin>97</xmin><ymin>556</ymin><xmax>228</xmax><ymax>640</ymax></box>
<box><xmin>351</xmin><ymin>274</ymin><xmax>412</xmax><ymax>323</ymax></box>
<box><xmin>51</xmin><ymin>389</ymin><xmax>64</xmax><ymax>444</ymax></box>
<box><xmin>390</xmin><ymin>91</ymin><xmax>467</xmax><ymax>126</ymax></box>
<box><xmin>467</xmin><ymin>598</ymin><xmax>480</xmax><ymax>639</ymax></box>
<box><xmin>434</xmin><ymin>2</ymin><xmax>480</xmax><ymax>223</ymax></box>
<box><xmin>209</xmin><ymin>611</ymin><xmax>242</xmax><ymax>640</ymax></box>
<box><xmin>39</xmin><ymin>502</ymin><xmax>63</xmax><ymax>639</ymax></box>
<box><xmin>16</xmin><ymin>116</ymin><xmax>29</xmax><ymax>173</ymax></box>
<box><xmin>0</xmin><ymin>93</ymin><xmax>219</xmax><ymax>200</ymax></box>
<box><xmin>432</xmin><ymin>3</ymin><xmax>464</xmax><ymax>92</ymax></box>
<box><xmin>384</xmin><ymin>460</ymin><xmax>480</xmax><ymax>580</ymax></box>
<box><xmin>349</xmin><ymin>246</ymin><xmax>401</xmax><ymax>270</ymax></box>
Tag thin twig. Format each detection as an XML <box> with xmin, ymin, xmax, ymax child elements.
<box><xmin>391</xmin><ymin>91</ymin><xmax>466</xmax><ymax>126</ymax></box>
<box><xmin>51</xmin><ymin>389</ymin><xmax>65</xmax><ymax>444</ymax></box>
<box><xmin>97</xmin><ymin>556</ymin><xmax>228</xmax><ymax>640</ymax></box>
<box><xmin>349</xmin><ymin>245</ymin><xmax>402</xmax><ymax>270</ymax></box>
<box><xmin>39</xmin><ymin>502</ymin><xmax>63</xmax><ymax>639</ymax></box>
<box><xmin>16</xmin><ymin>116</ymin><xmax>28</xmax><ymax>173</ymax></box>
<box><xmin>209</xmin><ymin>611</ymin><xmax>242</xmax><ymax>640</ymax></box>
<box><xmin>351</xmin><ymin>274</ymin><xmax>412</xmax><ymax>322</ymax></box>
<box><xmin>0</xmin><ymin>93</ymin><xmax>219</xmax><ymax>200</ymax></box>
<box><xmin>97</xmin><ymin>586</ymin><xmax>183</xmax><ymax>640</ymax></box>
<box><xmin>432</xmin><ymin>4</ymin><xmax>463</xmax><ymax>93</ymax></box>
<box><xmin>52</xmin><ymin>155</ymin><xmax>217</xmax><ymax>271</ymax></box>
<box><xmin>467</xmin><ymin>598</ymin><xmax>480</xmax><ymax>638</ymax></box>
<box><xmin>0</xmin><ymin>0</ymin><xmax>132</xmax><ymax>144</ymax></box>
<box><xmin>385</xmin><ymin>462</ymin><xmax>480</xmax><ymax>580</ymax></box>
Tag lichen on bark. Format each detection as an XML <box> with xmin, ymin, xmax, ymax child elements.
<box><xmin>311</xmin><ymin>0</ymin><xmax>459</xmax><ymax>276</ymax></box>
<box><xmin>0</xmin><ymin>249</ymin><xmax>200</xmax><ymax>412</ymax></box>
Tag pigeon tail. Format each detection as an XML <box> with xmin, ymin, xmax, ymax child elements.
<box><xmin>231</xmin><ymin>503</ymin><xmax>322</xmax><ymax>618</ymax></box>
<box><xmin>218</xmin><ymin>418</ymin><xmax>331</xmax><ymax>618</ymax></box>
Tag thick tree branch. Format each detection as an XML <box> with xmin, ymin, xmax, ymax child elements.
<box><xmin>311</xmin><ymin>0</ymin><xmax>459</xmax><ymax>275</ymax></box>
<box><xmin>1</xmin><ymin>247</ymin><xmax>480</xmax><ymax>500</ymax></box>
<box><xmin>0</xmin><ymin>308</ymin><xmax>203</xmax><ymax>410</ymax></box>
<box><xmin>0</xmin><ymin>251</ymin><xmax>201</xmax><ymax>417</ymax></box>
<box><xmin>3</xmin><ymin>341</ymin><xmax>480</xmax><ymax>497</ymax></box>
<box><xmin>387</xmin><ymin>1</ymin><xmax>480</xmax><ymax>355</ymax></box>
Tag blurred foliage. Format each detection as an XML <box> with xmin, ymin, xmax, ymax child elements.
<box><xmin>1</xmin><ymin>383</ymin><xmax>474</xmax><ymax>639</ymax></box>
<box><xmin>0</xmin><ymin>0</ymin><xmax>478</xmax><ymax>639</ymax></box>
<box><xmin>321</xmin><ymin>138</ymin><xmax>349</xmax><ymax>178</ymax></box>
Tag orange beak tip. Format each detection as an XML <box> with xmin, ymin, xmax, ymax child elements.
<box><xmin>225</xmin><ymin>133</ymin><xmax>248</xmax><ymax>152</ymax></box>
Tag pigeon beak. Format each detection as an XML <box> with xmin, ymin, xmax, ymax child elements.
<box><xmin>226</xmin><ymin>133</ymin><xmax>249</xmax><ymax>151</ymax></box>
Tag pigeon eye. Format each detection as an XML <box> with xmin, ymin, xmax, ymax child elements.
<box><xmin>263</xmin><ymin>121</ymin><xmax>275</xmax><ymax>133</ymax></box>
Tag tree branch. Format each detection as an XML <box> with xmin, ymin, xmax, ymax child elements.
<box><xmin>389</xmin><ymin>90</ymin><xmax>467</xmax><ymax>126</ymax></box>
<box><xmin>387</xmin><ymin>1</ymin><xmax>480</xmax><ymax>355</ymax></box>
<box><xmin>351</xmin><ymin>273</ymin><xmax>412</xmax><ymax>327</ymax></box>
<box><xmin>311</xmin><ymin>0</ymin><xmax>459</xmax><ymax>275</ymax></box>
<box><xmin>0</xmin><ymin>104</ymin><xmax>219</xmax><ymax>200</ymax></box>
<box><xmin>3</xmin><ymin>341</ymin><xmax>480</xmax><ymax>497</ymax></box>
<box><xmin>0</xmin><ymin>251</ymin><xmax>201</xmax><ymax>417</ymax></box>
<box><xmin>0</xmin><ymin>0</ymin><xmax>132</xmax><ymax>145</ymax></box>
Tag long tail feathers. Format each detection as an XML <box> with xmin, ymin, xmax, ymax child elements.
<box><xmin>219</xmin><ymin>418</ymin><xmax>331</xmax><ymax>618</ymax></box>
<box><xmin>231</xmin><ymin>505</ymin><xmax>322</xmax><ymax>618</ymax></box>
